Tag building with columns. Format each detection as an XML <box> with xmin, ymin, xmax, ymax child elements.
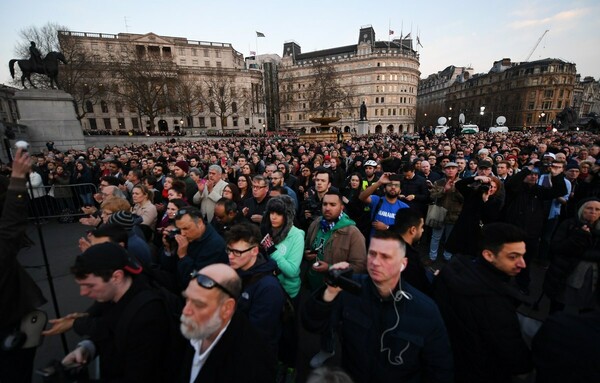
<box><xmin>59</xmin><ymin>30</ymin><xmax>265</xmax><ymax>133</ymax></box>
<box><xmin>278</xmin><ymin>25</ymin><xmax>420</xmax><ymax>134</ymax></box>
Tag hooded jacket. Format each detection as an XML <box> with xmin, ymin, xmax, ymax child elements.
<box><xmin>261</xmin><ymin>196</ymin><xmax>304</xmax><ymax>298</ymax></box>
<box><xmin>434</xmin><ymin>255</ymin><xmax>532</xmax><ymax>383</ymax></box>
<box><xmin>305</xmin><ymin>213</ymin><xmax>367</xmax><ymax>291</ymax></box>
<box><xmin>237</xmin><ymin>256</ymin><xmax>285</xmax><ymax>353</ymax></box>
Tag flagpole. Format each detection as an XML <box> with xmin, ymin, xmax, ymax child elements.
<box><xmin>400</xmin><ymin>20</ymin><xmax>404</xmax><ymax>50</ymax></box>
<box><xmin>388</xmin><ymin>19</ymin><xmax>391</xmax><ymax>49</ymax></box>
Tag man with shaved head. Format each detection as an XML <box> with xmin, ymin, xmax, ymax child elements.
<box><xmin>179</xmin><ymin>264</ymin><xmax>275</xmax><ymax>382</ymax></box>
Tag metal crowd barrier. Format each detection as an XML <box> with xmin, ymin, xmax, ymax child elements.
<box><xmin>27</xmin><ymin>183</ymin><xmax>98</xmax><ymax>221</ymax></box>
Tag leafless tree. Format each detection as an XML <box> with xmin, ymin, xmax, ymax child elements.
<box><xmin>169</xmin><ymin>75</ymin><xmax>204</xmax><ymax>127</ymax></box>
<box><xmin>198</xmin><ymin>69</ymin><xmax>246</xmax><ymax>130</ymax></box>
<box><xmin>108</xmin><ymin>45</ymin><xmax>177</xmax><ymax>130</ymax></box>
<box><xmin>277</xmin><ymin>70</ymin><xmax>295</xmax><ymax>116</ymax></box>
<box><xmin>305</xmin><ymin>61</ymin><xmax>354</xmax><ymax>118</ymax></box>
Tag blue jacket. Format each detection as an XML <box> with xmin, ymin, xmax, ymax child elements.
<box><xmin>303</xmin><ymin>275</ymin><xmax>453</xmax><ymax>383</ymax></box>
<box><xmin>237</xmin><ymin>256</ymin><xmax>285</xmax><ymax>354</ymax></box>
<box><xmin>177</xmin><ymin>224</ymin><xmax>227</xmax><ymax>288</ymax></box>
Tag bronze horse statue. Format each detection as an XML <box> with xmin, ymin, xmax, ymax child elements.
<box><xmin>9</xmin><ymin>51</ymin><xmax>67</xmax><ymax>89</ymax></box>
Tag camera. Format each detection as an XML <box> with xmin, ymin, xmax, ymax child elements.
<box><xmin>166</xmin><ymin>228</ymin><xmax>180</xmax><ymax>241</ymax></box>
<box><xmin>467</xmin><ymin>181</ymin><xmax>490</xmax><ymax>193</ymax></box>
<box><xmin>325</xmin><ymin>267</ymin><xmax>362</xmax><ymax>295</ymax></box>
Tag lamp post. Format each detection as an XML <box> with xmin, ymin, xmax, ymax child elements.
<box><xmin>539</xmin><ymin>111</ymin><xmax>546</xmax><ymax>132</ymax></box>
<box><xmin>479</xmin><ymin>106</ymin><xmax>485</xmax><ymax>127</ymax></box>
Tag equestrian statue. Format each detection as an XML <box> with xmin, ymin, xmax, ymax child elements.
<box><xmin>9</xmin><ymin>42</ymin><xmax>67</xmax><ymax>89</ymax></box>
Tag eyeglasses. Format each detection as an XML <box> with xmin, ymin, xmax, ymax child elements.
<box><xmin>226</xmin><ymin>245</ymin><xmax>257</xmax><ymax>257</ymax></box>
<box><xmin>190</xmin><ymin>271</ymin><xmax>237</xmax><ymax>299</ymax></box>
<box><xmin>252</xmin><ymin>185</ymin><xmax>267</xmax><ymax>189</ymax></box>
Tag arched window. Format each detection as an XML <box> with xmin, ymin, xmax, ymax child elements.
<box><xmin>375</xmin><ymin>125</ymin><xmax>383</xmax><ymax>133</ymax></box>
<box><xmin>85</xmin><ymin>101</ymin><xmax>93</xmax><ymax>113</ymax></box>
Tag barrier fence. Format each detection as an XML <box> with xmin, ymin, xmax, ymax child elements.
<box><xmin>27</xmin><ymin>183</ymin><xmax>98</xmax><ymax>222</ymax></box>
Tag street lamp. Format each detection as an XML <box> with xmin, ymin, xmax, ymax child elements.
<box><xmin>539</xmin><ymin>112</ymin><xmax>546</xmax><ymax>131</ymax></box>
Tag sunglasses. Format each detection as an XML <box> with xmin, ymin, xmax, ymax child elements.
<box><xmin>190</xmin><ymin>271</ymin><xmax>237</xmax><ymax>299</ymax></box>
<box><xmin>175</xmin><ymin>208</ymin><xmax>202</xmax><ymax>219</ymax></box>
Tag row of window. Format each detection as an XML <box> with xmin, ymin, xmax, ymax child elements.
<box><xmin>178</xmin><ymin>47</ymin><xmax>222</xmax><ymax>58</ymax></box>
<box><xmin>374</xmin><ymin>108</ymin><xmax>413</xmax><ymax>116</ymax></box>
<box><xmin>85</xmin><ymin>100</ymin><xmax>240</xmax><ymax>115</ymax></box>
<box><xmin>87</xmin><ymin>115</ymin><xmax>255</xmax><ymax>130</ymax></box>
<box><xmin>179</xmin><ymin>59</ymin><xmax>222</xmax><ymax>67</ymax></box>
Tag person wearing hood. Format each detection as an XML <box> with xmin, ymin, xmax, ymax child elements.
<box><xmin>434</xmin><ymin>223</ymin><xmax>533</xmax><ymax>383</ymax></box>
<box><xmin>543</xmin><ymin>198</ymin><xmax>600</xmax><ymax>314</ymax></box>
<box><xmin>225</xmin><ymin>222</ymin><xmax>285</xmax><ymax>355</ymax></box>
<box><xmin>260</xmin><ymin>195</ymin><xmax>304</xmax><ymax>300</ymax></box>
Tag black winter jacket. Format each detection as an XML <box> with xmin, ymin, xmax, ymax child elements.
<box><xmin>303</xmin><ymin>275</ymin><xmax>453</xmax><ymax>383</ymax></box>
<box><xmin>0</xmin><ymin>177</ymin><xmax>46</xmax><ymax>329</ymax></box>
<box><xmin>434</xmin><ymin>255</ymin><xmax>532</xmax><ymax>383</ymax></box>
<box><xmin>543</xmin><ymin>216</ymin><xmax>600</xmax><ymax>301</ymax></box>
<box><xmin>502</xmin><ymin>168</ymin><xmax>567</xmax><ymax>238</ymax></box>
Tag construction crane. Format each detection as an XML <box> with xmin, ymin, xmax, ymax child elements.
<box><xmin>524</xmin><ymin>29</ymin><xmax>549</xmax><ymax>62</ymax></box>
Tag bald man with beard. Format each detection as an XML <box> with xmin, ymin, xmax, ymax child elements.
<box><xmin>179</xmin><ymin>264</ymin><xmax>275</xmax><ymax>382</ymax></box>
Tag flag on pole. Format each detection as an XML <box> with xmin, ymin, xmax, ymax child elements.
<box><xmin>250</xmin><ymin>51</ymin><xmax>256</xmax><ymax>56</ymax></box>
<box><xmin>405</xmin><ymin>32</ymin><xmax>411</xmax><ymax>39</ymax></box>
<box><xmin>389</xmin><ymin>29</ymin><xmax>394</xmax><ymax>35</ymax></box>
<box><xmin>417</xmin><ymin>36</ymin><xmax>423</xmax><ymax>47</ymax></box>
<box><xmin>256</xmin><ymin>31</ymin><xmax>265</xmax><ymax>37</ymax></box>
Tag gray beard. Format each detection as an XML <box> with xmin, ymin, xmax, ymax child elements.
<box><xmin>180</xmin><ymin>308</ymin><xmax>223</xmax><ymax>340</ymax></box>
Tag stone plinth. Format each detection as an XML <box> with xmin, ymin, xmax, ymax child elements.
<box><xmin>357</xmin><ymin>120</ymin><xmax>370</xmax><ymax>135</ymax></box>
<box><xmin>13</xmin><ymin>89</ymin><xmax>85</xmax><ymax>153</ymax></box>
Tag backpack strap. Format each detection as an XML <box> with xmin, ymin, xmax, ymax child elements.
<box><xmin>370</xmin><ymin>196</ymin><xmax>385</xmax><ymax>221</ymax></box>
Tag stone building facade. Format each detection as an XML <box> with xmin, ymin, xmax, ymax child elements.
<box><xmin>59</xmin><ymin>30</ymin><xmax>266</xmax><ymax>133</ymax></box>
<box><xmin>278</xmin><ymin>26</ymin><xmax>420</xmax><ymax>134</ymax></box>
<box><xmin>444</xmin><ymin>58</ymin><xmax>577</xmax><ymax>129</ymax></box>
<box><xmin>417</xmin><ymin>65</ymin><xmax>474</xmax><ymax>127</ymax></box>
<box><xmin>574</xmin><ymin>76</ymin><xmax>600</xmax><ymax>117</ymax></box>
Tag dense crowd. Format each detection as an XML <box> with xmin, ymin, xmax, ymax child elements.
<box><xmin>1</xmin><ymin>129</ymin><xmax>600</xmax><ymax>383</ymax></box>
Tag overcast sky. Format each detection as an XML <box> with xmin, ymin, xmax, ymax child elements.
<box><xmin>1</xmin><ymin>0</ymin><xmax>598</xmax><ymax>85</ymax></box>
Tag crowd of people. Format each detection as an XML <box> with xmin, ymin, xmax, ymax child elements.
<box><xmin>1</xmin><ymin>128</ymin><xmax>600</xmax><ymax>383</ymax></box>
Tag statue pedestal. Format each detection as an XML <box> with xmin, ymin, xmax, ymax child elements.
<box><xmin>13</xmin><ymin>89</ymin><xmax>85</xmax><ymax>153</ymax></box>
<box><xmin>357</xmin><ymin>120</ymin><xmax>370</xmax><ymax>135</ymax></box>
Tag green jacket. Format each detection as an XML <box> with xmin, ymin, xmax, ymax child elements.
<box><xmin>270</xmin><ymin>225</ymin><xmax>305</xmax><ymax>298</ymax></box>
